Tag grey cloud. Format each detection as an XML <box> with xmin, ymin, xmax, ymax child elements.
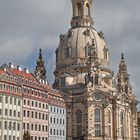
<box><xmin>0</xmin><ymin>0</ymin><xmax>140</xmax><ymax>105</ymax></box>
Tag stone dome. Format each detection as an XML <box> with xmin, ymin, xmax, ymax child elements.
<box><xmin>56</xmin><ymin>27</ymin><xmax>110</xmax><ymax>68</ymax></box>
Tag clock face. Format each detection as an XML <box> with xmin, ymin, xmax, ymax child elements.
<box><xmin>94</xmin><ymin>93</ymin><xmax>102</xmax><ymax>101</ymax></box>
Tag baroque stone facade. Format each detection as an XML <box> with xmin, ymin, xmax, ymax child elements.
<box><xmin>54</xmin><ymin>0</ymin><xmax>138</xmax><ymax>139</ymax></box>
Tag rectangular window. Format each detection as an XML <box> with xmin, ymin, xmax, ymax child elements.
<box><xmin>0</xmin><ymin>96</ymin><xmax>2</xmax><ymax>102</ymax></box>
<box><xmin>95</xmin><ymin>124</ymin><xmax>101</xmax><ymax>137</ymax></box>
<box><xmin>14</xmin><ymin>98</ymin><xmax>16</xmax><ymax>105</ymax></box>
<box><xmin>17</xmin><ymin>123</ymin><xmax>20</xmax><ymax>131</ymax></box>
<box><xmin>76</xmin><ymin>125</ymin><xmax>82</xmax><ymax>137</ymax></box>
<box><xmin>39</xmin><ymin>113</ymin><xmax>41</xmax><ymax>119</ymax></box>
<box><xmin>23</xmin><ymin>110</ymin><xmax>26</xmax><ymax>117</ymax></box>
<box><xmin>14</xmin><ymin>110</ymin><xmax>16</xmax><ymax>117</ymax></box>
<box><xmin>109</xmin><ymin>125</ymin><xmax>111</xmax><ymax>137</ymax></box>
<box><xmin>13</xmin><ymin>122</ymin><xmax>16</xmax><ymax>130</ymax></box>
<box><xmin>10</xmin><ymin>97</ymin><xmax>12</xmax><ymax>104</ymax></box>
<box><xmin>27</xmin><ymin>111</ymin><xmax>30</xmax><ymax>117</ymax></box>
<box><xmin>35</xmin><ymin>102</ymin><xmax>38</xmax><ymax>107</ymax></box>
<box><xmin>9</xmin><ymin>110</ymin><xmax>12</xmax><ymax>116</ymax></box>
<box><xmin>28</xmin><ymin>100</ymin><xmax>30</xmax><ymax>106</ymax></box>
<box><xmin>0</xmin><ymin>109</ymin><xmax>2</xmax><ymax>115</ymax></box>
<box><xmin>5</xmin><ymin>109</ymin><xmax>8</xmax><ymax>116</ymax></box>
<box><xmin>9</xmin><ymin>122</ymin><xmax>12</xmax><ymax>130</ymax></box>
<box><xmin>32</xmin><ymin>101</ymin><xmax>34</xmax><ymax>107</ymax></box>
<box><xmin>5</xmin><ymin>121</ymin><xmax>7</xmax><ymax>129</ymax></box>
<box><xmin>18</xmin><ymin>112</ymin><xmax>20</xmax><ymax>118</ymax></box>
<box><xmin>18</xmin><ymin>100</ymin><xmax>20</xmax><ymax>106</ymax></box>
<box><xmin>35</xmin><ymin>112</ymin><xmax>37</xmax><ymax>119</ymax></box>
<box><xmin>35</xmin><ymin>124</ymin><xmax>37</xmax><ymax>131</ymax></box>
<box><xmin>31</xmin><ymin>124</ymin><xmax>34</xmax><ymax>130</ymax></box>
<box><xmin>27</xmin><ymin>123</ymin><xmax>29</xmax><ymax>130</ymax></box>
<box><xmin>43</xmin><ymin>104</ymin><xmax>45</xmax><ymax>109</ymax></box>
<box><xmin>23</xmin><ymin>123</ymin><xmax>25</xmax><ymax>130</ymax></box>
<box><xmin>5</xmin><ymin>96</ymin><xmax>8</xmax><ymax>103</ymax></box>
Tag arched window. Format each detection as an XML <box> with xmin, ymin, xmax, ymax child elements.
<box><xmin>65</xmin><ymin>47</ymin><xmax>71</xmax><ymax>58</ymax></box>
<box><xmin>86</xmin><ymin>3</ymin><xmax>90</xmax><ymax>16</ymax></box>
<box><xmin>85</xmin><ymin>46</ymin><xmax>88</xmax><ymax>57</ymax></box>
<box><xmin>76</xmin><ymin>109</ymin><xmax>82</xmax><ymax>137</ymax></box>
<box><xmin>103</xmin><ymin>46</ymin><xmax>108</xmax><ymax>59</ymax></box>
<box><xmin>76</xmin><ymin>109</ymin><xmax>82</xmax><ymax>123</ymax></box>
<box><xmin>94</xmin><ymin>108</ymin><xmax>102</xmax><ymax>137</ymax></box>
<box><xmin>76</xmin><ymin>3</ymin><xmax>82</xmax><ymax>16</ymax></box>
<box><xmin>108</xmin><ymin>109</ymin><xmax>112</xmax><ymax>137</ymax></box>
<box><xmin>108</xmin><ymin>109</ymin><xmax>111</xmax><ymax>123</ymax></box>
<box><xmin>120</xmin><ymin>111</ymin><xmax>125</xmax><ymax>137</ymax></box>
<box><xmin>94</xmin><ymin>108</ymin><xmax>101</xmax><ymax>122</ymax></box>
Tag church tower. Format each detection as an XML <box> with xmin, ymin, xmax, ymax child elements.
<box><xmin>54</xmin><ymin>0</ymin><xmax>138</xmax><ymax>139</ymax></box>
<box><xmin>34</xmin><ymin>49</ymin><xmax>47</xmax><ymax>83</ymax></box>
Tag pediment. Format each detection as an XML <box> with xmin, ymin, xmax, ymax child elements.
<box><xmin>1</xmin><ymin>63</ymin><xmax>17</xmax><ymax>77</ymax></box>
<box><xmin>117</xmin><ymin>92</ymin><xmax>131</xmax><ymax>104</ymax></box>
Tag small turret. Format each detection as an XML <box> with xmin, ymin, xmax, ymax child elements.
<box><xmin>34</xmin><ymin>49</ymin><xmax>47</xmax><ymax>83</ymax></box>
<box><xmin>117</xmin><ymin>53</ymin><xmax>130</xmax><ymax>93</ymax></box>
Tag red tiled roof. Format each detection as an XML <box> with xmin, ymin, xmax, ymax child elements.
<box><xmin>11</xmin><ymin>69</ymin><xmax>35</xmax><ymax>79</ymax></box>
<box><xmin>0</xmin><ymin>69</ymin><xmax>4</xmax><ymax>74</ymax></box>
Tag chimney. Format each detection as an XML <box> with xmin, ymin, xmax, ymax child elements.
<box><xmin>24</xmin><ymin>68</ymin><xmax>29</xmax><ymax>73</ymax></box>
<box><xmin>9</xmin><ymin>63</ymin><xmax>14</xmax><ymax>69</ymax></box>
<box><xmin>17</xmin><ymin>65</ymin><xmax>19</xmax><ymax>70</ymax></box>
<box><xmin>9</xmin><ymin>63</ymin><xmax>12</xmax><ymax>68</ymax></box>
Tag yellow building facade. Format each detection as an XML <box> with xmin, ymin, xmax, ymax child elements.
<box><xmin>53</xmin><ymin>0</ymin><xmax>138</xmax><ymax>139</ymax></box>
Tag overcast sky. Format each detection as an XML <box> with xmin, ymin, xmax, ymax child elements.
<box><xmin>0</xmin><ymin>0</ymin><xmax>140</xmax><ymax>104</ymax></box>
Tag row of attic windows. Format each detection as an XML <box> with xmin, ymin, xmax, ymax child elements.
<box><xmin>0</xmin><ymin>83</ymin><xmax>48</xmax><ymax>99</ymax></box>
<box><xmin>0</xmin><ymin>83</ymin><xmax>21</xmax><ymax>94</ymax></box>
<box><xmin>0</xmin><ymin>73</ymin><xmax>43</xmax><ymax>89</ymax></box>
<box><xmin>23</xmin><ymin>87</ymin><xmax>48</xmax><ymax>99</ymax></box>
<box><xmin>49</xmin><ymin>96</ymin><xmax>65</xmax><ymax>106</ymax></box>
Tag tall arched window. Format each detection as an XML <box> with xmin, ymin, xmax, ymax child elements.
<box><xmin>65</xmin><ymin>47</ymin><xmax>71</xmax><ymax>58</ymax></box>
<box><xmin>86</xmin><ymin>3</ymin><xmax>90</xmax><ymax>16</ymax></box>
<box><xmin>76</xmin><ymin>3</ymin><xmax>82</xmax><ymax>16</ymax></box>
<box><xmin>94</xmin><ymin>108</ymin><xmax>101</xmax><ymax>122</ymax></box>
<box><xmin>76</xmin><ymin>109</ymin><xmax>82</xmax><ymax>137</ymax></box>
<box><xmin>85</xmin><ymin>46</ymin><xmax>88</xmax><ymax>57</ymax></box>
<box><xmin>76</xmin><ymin>109</ymin><xmax>82</xmax><ymax>123</ymax></box>
<box><xmin>94</xmin><ymin>108</ymin><xmax>102</xmax><ymax>137</ymax></box>
<box><xmin>108</xmin><ymin>109</ymin><xmax>111</xmax><ymax>123</ymax></box>
<box><xmin>120</xmin><ymin>111</ymin><xmax>125</xmax><ymax>137</ymax></box>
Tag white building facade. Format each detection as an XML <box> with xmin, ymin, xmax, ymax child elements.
<box><xmin>0</xmin><ymin>68</ymin><xmax>23</xmax><ymax>140</ymax></box>
<box><xmin>49</xmin><ymin>92</ymin><xmax>66</xmax><ymax>140</ymax></box>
